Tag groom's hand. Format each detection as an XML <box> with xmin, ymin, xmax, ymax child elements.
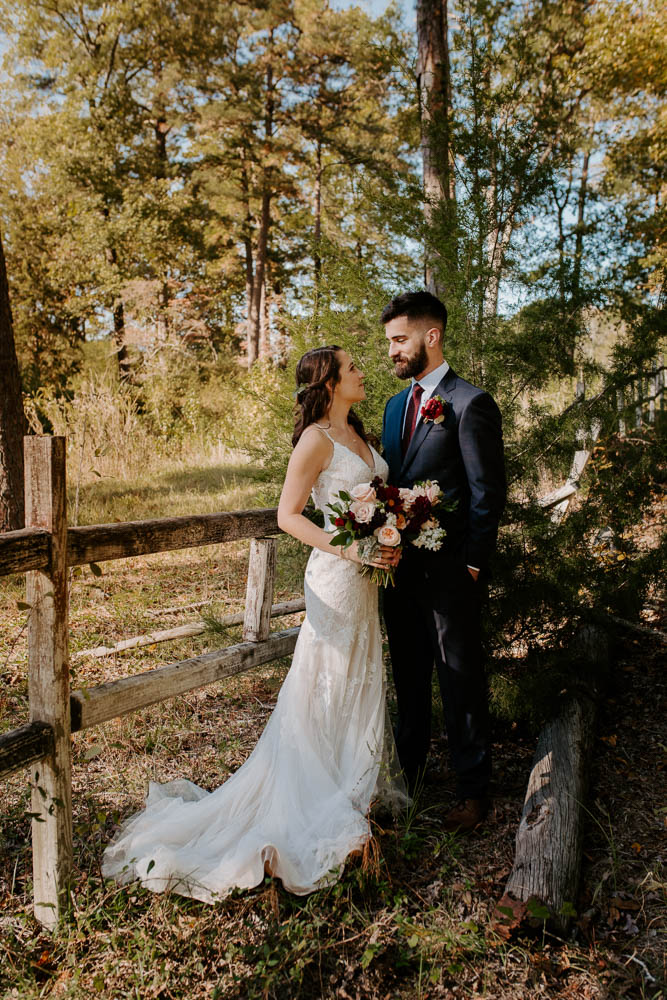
<box><xmin>380</xmin><ymin>544</ymin><xmax>402</xmax><ymax>568</ymax></box>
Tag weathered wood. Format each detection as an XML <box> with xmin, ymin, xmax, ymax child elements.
<box><xmin>75</xmin><ymin>598</ymin><xmax>306</xmax><ymax>659</ymax></box>
<box><xmin>146</xmin><ymin>599</ymin><xmax>213</xmax><ymax>617</ymax></box>
<box><xmin>504</xmin><ymin>626</ymin><xmax>608</xmax><ymax>932</ymax></box>
<box><xmin>617</xmin><ymin>388</ymin><xmax>626</xmax><ymax>438</ymax></box>
<box><xmin>66</xmin><ymin>508</ymin><xmax>280</xmax><ymax>567</ymax></box>
<box><xmin>0</xmin><ymin>527</ymin><xmax>50</xmax><ymax>577</ymax></box>
<box><xmin>537</xmin><ymin>482</ymin><xmax>577</xmax><ymax>509</ymax></box>
<box><xmin>0</xmin><ymin>721</ymin><xmax>54</xmax><ymax>780</ymax></box>
<box><xmin>538</xmin><ymin>419</ymin><xmax>601</xmax><ymax>524</ymax></box>
<box><xmin>70</xmin><ymin>626</ymin><xmax>300</xmax><ymax>731</ymax></box>
<box><xmin>25</xmin><ymin>436</ymin><xmax>72</xmax><ymax>930</ymax></box>
<box><xmin>243</xmin><ymin>537</ymin><xmax>277</xmax><ymax>642</ymax></box>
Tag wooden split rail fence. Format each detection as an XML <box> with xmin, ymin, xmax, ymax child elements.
<box><xmin>1</xmin><ymin>365</ymin><xmax>663</xmax><ymax>930</ymax></box>
<box><xmin>538</xmin><ymin>359</ymin><xmax>664</xmax><ymax>521</ymax></box>
<box><xmin>0</xmin><ymin>436</ymin><xmax>303</xmax><ymax>930</ymax></box>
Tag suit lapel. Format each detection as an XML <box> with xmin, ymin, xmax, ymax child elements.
<box><xmin>399</xmin><ymin>368</ymin><xmax>458</xmax><ymax>477</ymax></box>
<box><xmin>384</xmin><ymin>387</ymin><xmax>410</xmax><ymax>481</ymax></box>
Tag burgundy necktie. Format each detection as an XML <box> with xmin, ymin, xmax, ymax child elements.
<box><xmin>401</xmin><ymin>383</ymin><xmax>424</xmax><ymax>456</ymax></box>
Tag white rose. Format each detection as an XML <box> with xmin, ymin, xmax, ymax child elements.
<box><xmin>350</xmin><ymin>500</ymin><xmax>376</xmax><ymax>523</ymax></box>
<box><xmin>375</xmin><ymin>524</ymin><xmax>401</xmax><ymax>547</ymax></box>
<box><xmin>425</xmin><ymin>482</ymin><xmax>442</xmax><ymax>504</ymax></box>
<box><xmin>351</xmin><ymin>482</ymin><xmax>376</xmax><ymax>502</ymax></box>
<box><xmin>399</xmin><ymin>488</ymin><xmax>417</xmax><ymax>506</ymax></box>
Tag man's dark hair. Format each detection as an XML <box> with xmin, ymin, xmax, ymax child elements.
<box><xmin>380</xmin><ymin>290</ymin><xmax>448</xmax><ymax>331</ymax></box>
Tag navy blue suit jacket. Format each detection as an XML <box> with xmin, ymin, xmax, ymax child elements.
<box><xmin>381</xmin><ymin>367</ymin><xmax>506</xmax><ymax>571</ymax></box>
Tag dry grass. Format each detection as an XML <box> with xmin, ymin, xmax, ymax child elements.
<box><xmin>1</xmin><ymin>418</ymin><xmax>665</xmax><ymax>999</ymax></box>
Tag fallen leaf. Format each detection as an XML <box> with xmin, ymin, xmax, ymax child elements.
<box><xmin>490</xmin><ymin>894</ymin><xmax>527</xmax><ymax>940</ymax></box>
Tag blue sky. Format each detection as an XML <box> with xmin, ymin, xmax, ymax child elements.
<box><xmin>333</xmin><ymin>0</ymin><xmax>415</xmax><ymax>24</ymax></box>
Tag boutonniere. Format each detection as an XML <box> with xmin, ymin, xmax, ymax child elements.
<box><xmin>421</xmin><ymin>395</ymin><xmax>448</xmax><ymax>424</ymax></box>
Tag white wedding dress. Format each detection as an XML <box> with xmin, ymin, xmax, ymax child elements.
<box><xmin>102</xmin><ymin>434</ymin><xmax>405</xmax><ymax>902</ymax></box>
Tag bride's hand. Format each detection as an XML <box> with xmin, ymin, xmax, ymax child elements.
<box><xmin>343</xmin><ymin>542</ymin><xmax>402</xmax><ymax>569</ymax></box>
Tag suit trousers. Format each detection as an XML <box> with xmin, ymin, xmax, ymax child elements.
<box><xmin>383</xmin><ymin>554</ymin><xmax>491</xmax><ymax>799</ymax></box>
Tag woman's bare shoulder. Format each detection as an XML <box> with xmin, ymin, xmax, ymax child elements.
<box><xmin>289</xmin><ymin>424</ymin><xmax>330</xmax><ymax>460</ymax></box>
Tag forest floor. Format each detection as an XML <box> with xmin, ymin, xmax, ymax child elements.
<box><xmin>0</xmin><ymin>454</ymin><xmax>664</xmax><ymax>1000</ymax></box>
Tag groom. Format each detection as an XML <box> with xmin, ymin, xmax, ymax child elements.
<box><xmin>381</xmin><ymin>291</ymin><xmax>506</xmax><ymax>832</ymax></box>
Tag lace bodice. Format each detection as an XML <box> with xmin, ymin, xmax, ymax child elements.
<box><xmin>310</xmin><ymin>432</ymin><xmax>389</xmax><ymax>531</ymax></box>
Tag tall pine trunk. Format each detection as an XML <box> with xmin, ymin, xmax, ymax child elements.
<box><xmin>247</xmin><ymin>59</ymin><xmax>274</xmax><ymax>367</ymax></box>
<box><xmin>240</xmin><ymin>152</ymin><xmax>255</xmax><ymax>359</ymax></box>
<box><xmin>153</xmin><ymin>92</ymin><xmax>172</xmax><ymax>346</ymax></box>
<box><xmin>417</xmin><ymin>0</ymin><xmax>454</xmax><ymax>296</ymax></box>
<box><xmin>247</xmin><ymin>189</ymin><xmax>270</xmax><ymax>367</ymax></box>
<box><xmin>0</xmin><ymin>232</ymin><xmax>28</xmax><ymax>531</ymax></box>
<box><xmin>572</xmin><ymin>150</ymin><xmax>590</xmax><ymax>304</ymax></box>
<box><xmin>105</xmin><ymin>240</ymin><xmax>130</xmax><ymax>381</ymax></box>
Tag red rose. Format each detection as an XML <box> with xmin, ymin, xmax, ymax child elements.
<box><xmin>334</xmin><ymin>516</ymin><xmax>345</xmax><ymax>527</ymax></box>
<box><xmin>412</xmin><ymin>495</ymin><xmax>431</xmax><ymax>515</ymax></box>
<box><xmin>421</xmin><ymin>397</ymin><xmax>446</xmax><ymax>423</ymax></box>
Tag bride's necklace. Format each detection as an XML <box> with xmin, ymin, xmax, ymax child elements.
<box><xmin>316</xmin><ymin>422</ymin><xmax>372</xmax><ymax>468</ymax></box>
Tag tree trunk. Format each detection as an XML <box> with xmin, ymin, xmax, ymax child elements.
<box><xmin>112</xmin><ymin>299</ymin><xmax>131</xmax><ymax>381</ymax></box>
<box><xmin>248</xmin><ymin>189</ymin><xmax>270</xmax><ymax>367</ymax></box>
<box><xmin>314</xmin><ymin>135</ymin><xmax>322</xmax><ymax>289</ymax></box>
<box><xmin>572</xmin><ymin>149</ymin><xmax>590</xmax><ymax>304</ymax></box>
<box><xmin>248</xmin><ymin>58</ymin><xmax>274</xmax><ymax>368</ymax></box>
<box><xmin>259</xmin><ymin>271</ymin><xmax>270</xmax><ymax>359</ymax></box>
<box><xmin>153</xmin><ymin>94</ymin><xmax>171</xmax><ymax>346</ymax></box>
<box><xmin>502</xmin><ymin>625</ymin><xmax>608</xmax><ymax>933</ymax></box>
<box><xmin>106</xmin><ymin>243</ymin><xmax>131</xmax><ymax>381</ymax></box>
<box><xmin>0</xmin><ymin>232</ymin><xmax>28</xmax><ymax>531</ymax></box>
<box><xmin>240</xmin><ymin>152</ymin><xmax>255</xmax><ymax>359</ymax></box>
<box><xmin>417</xmin><ymin>0</ymin><xmax>453</xmax><ymax>296</ymax></box>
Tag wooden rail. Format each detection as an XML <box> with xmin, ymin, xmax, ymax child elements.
<box><xmin>539</xmin><ymin>359</ymin><xmax>664</xmax><ymax>518</ymax></box>
<box><xmin>1</xmin><ymin>436</ymin><xmax>299</xmax><ymax>930</ymax></box>
<box><xmin>0</xmin><ymin>721</ymin><xmax>54</xmax><ymax>780</ymax></box>
<box><xmin>0</xmin><ymin>511</ymin><xmax>280</xmax><ymax>577</ymax></box>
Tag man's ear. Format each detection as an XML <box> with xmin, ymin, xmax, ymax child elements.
<box><xmin>426</xmin><ymin>326</ymin><xmax>441</xmax><ymax>347</ymax></box>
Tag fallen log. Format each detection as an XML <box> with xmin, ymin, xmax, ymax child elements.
<box><xmin>499</xmin><ymin>625</ymin><xmax>609</xmax><ymax>934</ymax></box>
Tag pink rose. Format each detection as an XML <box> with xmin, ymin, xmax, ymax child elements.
<box><xmin>399</xmin><ymin>488</ymin><xmax>416</xmax><ymax>506</ymax></box>
<box><xmin>375</xmin><ymin>524</ymin><xmax>401</xmax><ymax>547</ymax></box>
<box><xmin>349</xmin><ymin>500</ymin><xmax>376</xmax><ymax>523</ymax></box>
<box><xmin>425</xmin><ymin>482</ymin><xmax>442</xmax><ymax>504</ymax></box>
<box><xmin>350</xmin><ymin>482</ymin><xmax>377</xmax><ymax>502</ymax></box>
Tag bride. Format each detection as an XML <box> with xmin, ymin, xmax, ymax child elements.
<box><xmin>102</xmin><ymin>345</ymin><xmax>405</xmax><ymax>902</ymax></box>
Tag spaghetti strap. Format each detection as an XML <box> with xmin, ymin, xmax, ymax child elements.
<box><xmin>314</xmin><ymin>424</ymin><xmax>335</xmax><ymax>443</ymax></box>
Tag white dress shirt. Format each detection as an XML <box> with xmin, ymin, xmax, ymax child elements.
<box><xmin>401</xmin><ymin>360</ymin><xmax>450</xmax><ymax>436</ymax></box>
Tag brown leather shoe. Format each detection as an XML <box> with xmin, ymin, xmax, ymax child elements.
<box><xmin>441</xmin><ymin>797</ymin><xmax>489</xmax><ymax>833</ymax></box>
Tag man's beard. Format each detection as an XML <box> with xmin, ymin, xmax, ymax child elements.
<box><xmin>393</xmin><ymin>342</ymin><xmax>428</xmax><ymax>380</ymax></box>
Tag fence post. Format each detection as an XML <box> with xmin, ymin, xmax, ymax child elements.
<box><xmin>635</xmin><ymin>373</ymin><xmax>643</xmax><ymax>428</ymax></box>
<box><xmin>25</xmin><ymin>436</ymin><xmax>72</xmax><ymax>930</ymax></box>
<box><xmin>243</xmin><ymin>537</ymin><xmax>276</xmax><ymax>642</ymax></box>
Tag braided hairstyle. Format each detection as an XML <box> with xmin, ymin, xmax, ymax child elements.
<box><xmin>292</xmin><ymin>345</ymin><xmax>368</xmax><ymax>447</ymax></box>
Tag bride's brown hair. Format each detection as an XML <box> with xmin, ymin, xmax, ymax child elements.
<box><xmin>292</xmin><ymin>345</ymin><xmax>368</xmax><ymax>447</ymax></box>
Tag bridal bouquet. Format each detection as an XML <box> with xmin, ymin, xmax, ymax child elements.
<box><xmin>327</xmin><ymin>476</ymin><xmax>455</xmax><ymax>586</ymax></box>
